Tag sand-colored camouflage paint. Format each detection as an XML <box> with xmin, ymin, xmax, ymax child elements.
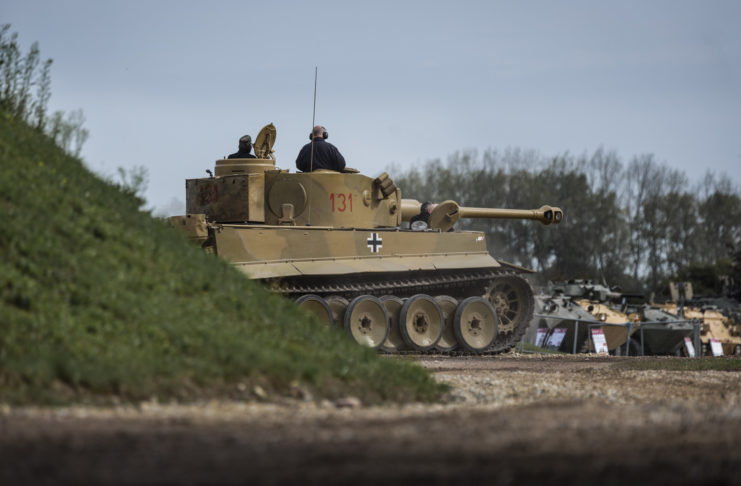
<box><xmin>187</xmin><ymin>167</ymin><xmax>402</xmax><ymax>229</ymax></box>
<box><xmin>213</xmin><ymin>224</ymin><xmax>497</xmax><ymax>280</ymax></box>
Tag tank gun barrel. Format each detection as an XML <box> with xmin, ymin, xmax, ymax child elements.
<box><xmin>456</xmin><ymin>206</ymin><xmax>562</xmax><ymax>222</ymax></box>
<box><xmin>402</xmin><ymin>199</ymin><xmax>563</xmax><ymax>232</ymax></box>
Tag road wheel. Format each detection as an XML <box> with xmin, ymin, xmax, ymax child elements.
<box><xmin>435</xmin><ymin>295</ymin><xmax>459</xmax><ymax>352</ymax></box>
<box><xmin>325</xmin><ymin>295</ymin><xmax>349</xmax><ymax>330</ymax></box>
<box><xmin>344</xmin><ymin>295</ymin><xmax>389</xmax><ymax>349</ymax></box>
<box><xmin>296</xmin><ymin>294</ymin><xmax>333</xmax><ymax>327</ymax></box>
<box><xmin>454</xmin><ymin>296</ymin><xmax>498</xmax><ymax>353</ymax></box>
<box><xmin>399</xmin><ymin>294</ymin><xmax>443</xmax><ymax>352</ymax></box>
<box><xmin>380</xmin><ymin>296</ymin><xmax>406</xmax><ymax>352</ymax></box>
<box><xmin>485</xmin><ymin>277</ymin><xmax>531</xmax><ymax>337</ymax></box>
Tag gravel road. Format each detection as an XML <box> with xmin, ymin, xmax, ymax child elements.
<box><xmin>1</xmin><ymin>354</ymin><xmax>740</xmax><ymax>485</ymax></box>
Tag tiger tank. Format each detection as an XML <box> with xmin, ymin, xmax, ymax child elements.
<box><xmin>170</xmin><ymin>124</ymin><xmax>563</xmax><ymax>354</ymax></box>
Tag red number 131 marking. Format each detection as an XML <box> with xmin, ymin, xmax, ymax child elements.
<box><xmin>330</xmin><ymin>193</ymin><xmax>353</xmax><ymax>212</ymax></box>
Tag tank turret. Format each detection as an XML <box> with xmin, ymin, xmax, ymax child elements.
<box><xmin>171</xmin><ymin>123</ymin><xmax>564</xmax><ymax>354</ymax></box>
<box><xmin>553</xmin><ymin>279</ymin><xmax>622</xmax><ymax>302</ymax></box>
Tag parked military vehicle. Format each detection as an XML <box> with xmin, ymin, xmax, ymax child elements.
<box><xmin>657</xmin><ymin>283</ymin><xmax>741</xmax><ymax>356</ymax></box>
<box><xmin>170</xmin><ymin>124</ymin><xmax>563</xmax><ymax>354</ymax></box>
<box><xmin>526</xmin><ymin>280</ymin><xmax>638</xmax><ymax>354</ymax></box>
<box><xmin>691</xmin><ymin>307</ymin><xmax>741</xmax><ymax>356</ymax></box>
<box><xmin>656</xmin><ymin>303</ymin><xmax>741</xmax><ymax>356</ymax></box>
<box><xmin>528</xmin><ymin>290</ymin><xmax>595</xmax><ymax>353</ymax></box>
<box><xmin>527</xmin><ymin>280</ymin><xmax>698</xmax><ymax>356</ymax></box>
<box><xmin>635</xmin><ymin>304</ymin><xmax>696</xmax><ymax>356</ymax></box>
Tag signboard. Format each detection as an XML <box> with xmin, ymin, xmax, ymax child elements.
<box><xmin>534</xmin><ymin>328</ymin><xmax>548</xmax><ymax>348</ymax></box>
<box><xmin>709</xmin><ymin>339</ymin><xmax>724</xmax><ymax>357</ymax></box>
<box><xmin>591</xmin><ymin>328</ymin><xmax>609</xmax><ymax>355</ymax></box>
<box><xmin>545</xmin><ymin>328</ymin><xmax>567</xmax><ymax>349</ymax></box>
<box><xmin>683</xmin><ymin>337</ymin><xmax>696</xmax><ymax>358</ymax></box>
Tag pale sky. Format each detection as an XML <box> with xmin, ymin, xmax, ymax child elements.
<box><xmin>4</xmin><ymin>0</ymin><xmax>740</xmax><ymax>213</ymax></box>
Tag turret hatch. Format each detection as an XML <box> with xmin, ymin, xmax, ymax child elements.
<box><xmin>254</xmin><ymin>123</ymin><xmax>277</xmax><ymax>159</ymax></box>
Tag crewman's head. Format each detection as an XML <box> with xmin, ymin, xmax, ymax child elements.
<box><xmin>238</xmin><ymin>134</ymin><xmax>252</xmax><ymax>152</ymax></box>
<box><xmin>310</xmin><ymin>125</ymin><xmax>328</xmax><ymax>140</ymax></box>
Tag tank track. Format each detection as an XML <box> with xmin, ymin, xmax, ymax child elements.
<box><xmin>271</xmin><ymin>268</ymin><xmax>501</xmax><ymax>297</ymax></box>
<box><xmin>267</xmin><ymin>269</ymin><xmax>534</xmax><ymax>355</ymax></box>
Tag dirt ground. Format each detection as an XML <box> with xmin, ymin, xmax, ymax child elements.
<box><xmin>1</xmin><ymin>354</ymin><xmax>740</xmax><ymax>485</ymax></box>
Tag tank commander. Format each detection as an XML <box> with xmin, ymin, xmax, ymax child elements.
<box><xmin>295</xmin><ymin>125</ymin><xmax>346</xmax><ymax>172</ymax></box>
<box><xmin>227</xmin><ymin>134</ymin><xmax>256</xmax><ymax>159</ymax></box>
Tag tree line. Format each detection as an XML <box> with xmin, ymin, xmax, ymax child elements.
<box><xmin>389</xmin><ymin>148</ymin><xmax>741</xmax><ymax>297</ymax></box>
<box><xmin>0</xmin><ymin>24</ymin><xmax>88</xmax><ymax>157</ymax></box>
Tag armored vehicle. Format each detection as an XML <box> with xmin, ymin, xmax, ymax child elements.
<box><xmin>656</xmin><ymin>303</ymin><xmax>741</xmax><ymax>356</ymax></box>
<box><xmin>170</xmin><ymin>124</ymin><xmax>563</xmax><ymax>353</ymax></box>
<box><xmin>528</xmin><ymin>290</ymin><xmax>595</xmax><ymax>353</ymax></box>
<box><xmin>655</xmin><ymin>283</ymin><xmax>741</xmax><ymax>356</ymax></box>
<box><xmin>527</xmin><ymin>280</ymin><xmax>638</xmax><ymax>354</ymax></box>
<box><xmin>527</xmin><ymin>280</ymin><xmax>698</xmax><ymax>356</ymax></box>
<box><xmin>635</xmin><ymin>304</ymin><xmax>696</xmax><ymax>356</ymax></box>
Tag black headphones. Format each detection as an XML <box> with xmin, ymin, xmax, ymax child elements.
<box><xmin>309</xmin><ymin>127</ymin><xmax>328</xmax><ymax>140</ymax></box>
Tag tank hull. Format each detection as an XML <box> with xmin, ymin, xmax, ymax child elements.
<box><xmin>213</xmin><ymin>225</ymin><xmax>503</xmax><ymax>279</ymax></box>
<box><xmin>208</xmin><ymin>224</ymin><xmax>534</xmax><ymax>354</ymax></box>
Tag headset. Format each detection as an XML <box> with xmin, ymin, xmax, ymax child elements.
<box><xmin>309</xmin><ymin>126</ymin><xmax>328</xmax><ymax>140</ymax></box>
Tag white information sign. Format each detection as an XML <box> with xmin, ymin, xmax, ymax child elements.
<box><xmin>709</xmin><ymin>338</ymin><xmax>724</xmax><ymax>357</ymax></box>
<box><xmin>683</xmin><ymin>337</ymin><xmax>696</xmax><ymax>358</ymax></box>
<box><xmin>591</xmin><ymin>328</ymin><xmax>609</xmax><ymax>355</ymax></box>
<box><xmin>545</xmin><ymin>328</ymin><xmax>567</xmax><ymax>349</ymax></box>
<box><xmin>535</xmin><ymin>328</ymin><xmax>548</xmax><ymax>348</ymax></box>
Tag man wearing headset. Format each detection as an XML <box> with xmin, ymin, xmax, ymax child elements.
<box><xmin>295</xmin><ymin>125</ymin><xmax>346</xmax><ymax>172</ymax></box>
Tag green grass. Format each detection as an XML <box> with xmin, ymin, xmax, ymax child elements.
<box><xmin>0</xmin><ymin>110</ymin><xmax>446</xmax><ymax>405</ymax></box>
<box><xmin>519</xmin><ymin>342</ymin><xmax>566</xmax><ymax>354</ymax></box>
<box><xmin>614</xmin><ymin>357</ymin><xmax>741</xmax><ymax>372</ymax></box>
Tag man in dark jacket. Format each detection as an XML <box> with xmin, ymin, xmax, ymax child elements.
<box><xmin>228</xmin><ymin>134</ymin><xmax>256</xmax><ymax>159</ymax></box>
<box><xmin>295</xmin><ymin>125</ymin><xmax>346</xmax><ymax>172</ymax></box>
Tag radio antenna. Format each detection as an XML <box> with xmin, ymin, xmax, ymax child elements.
<box><xmin>307</xmin><ymin>66</ymin><xmax>318</xmax><ymax>225</ymax></box>
<box><xmin>312</xmin><ymin>68</ymin><xmax>318</xmax><ymax>132</ymax></box>
<box><xmin>309</xmin><ymin>66</ymin><xmax>317</xmax><ymax>172</ymax></box>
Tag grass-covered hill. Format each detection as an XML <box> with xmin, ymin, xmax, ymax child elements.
<box><xmin>0</xmin><ymin>110</ymin><xmax>444</xmax><ymax>405</ymax></box>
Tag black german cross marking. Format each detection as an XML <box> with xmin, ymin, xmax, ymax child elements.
<box><xmin>367</xmin><ymin>232</ymin><xmax>383</xmax><ymax>253</ymax></box>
